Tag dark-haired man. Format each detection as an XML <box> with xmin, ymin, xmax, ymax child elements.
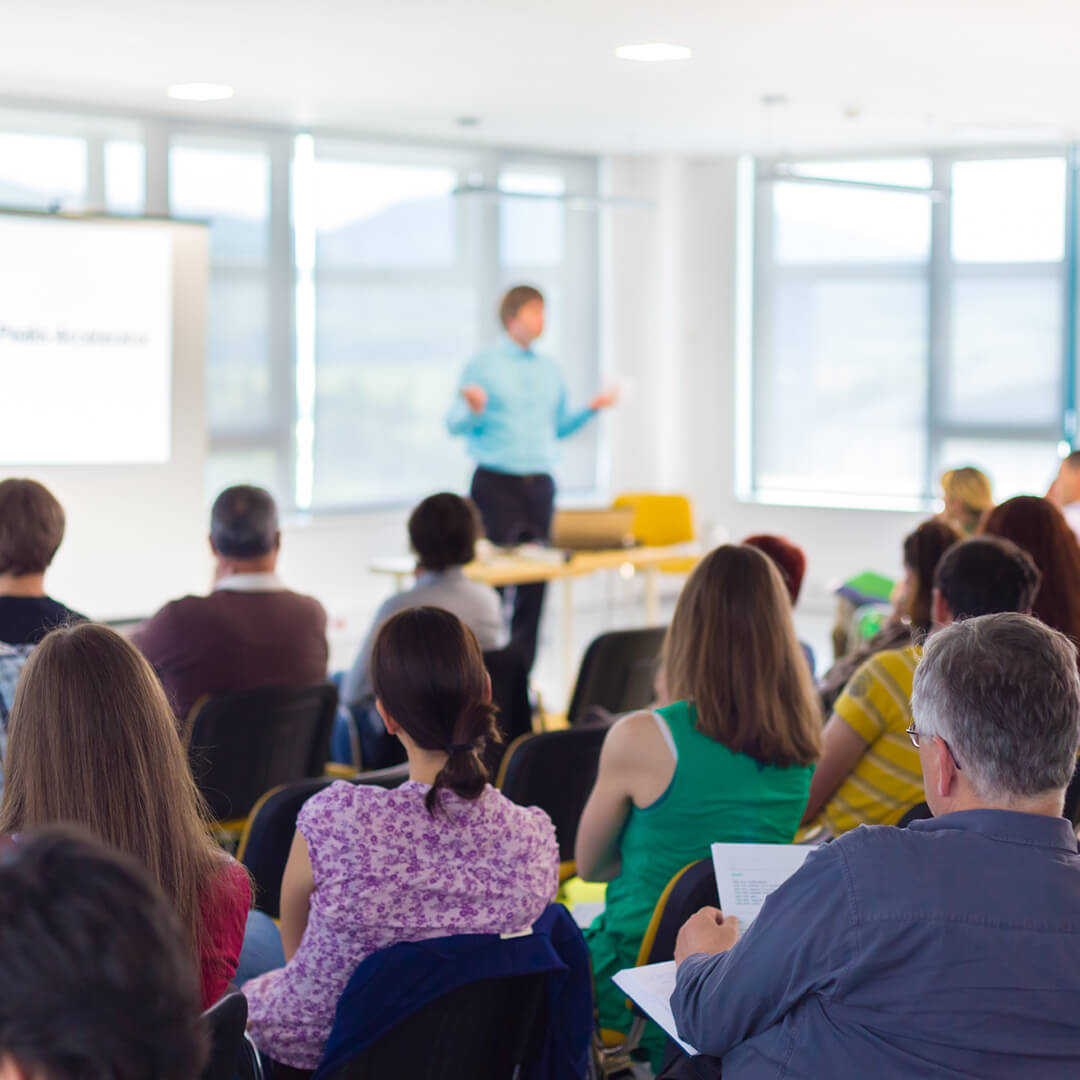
<box><xmin>447</xmin><ymin>286</ymin><xmax>615</xmax><ymax>671</ymax></box>
<box><xmin>0</xmin><ymin>827</ymin><xmax>207</xmax><ymax>1080</ymax></box>
<box><xmin>801</xmin><ymin>535</ymin><xmax>1041</xmax><ymax>836</ymax></box>
<box><xmin>133</xmin><ymin>485</ymin><xmax>327</xmax><ymax>721</ymax></box>
<box><xmin>343</xmin><ymin>492</ymin><xmax>502</xmax><ymax>711</ymax></box>
<box><xmin>0</xmin><ymin>478</ymin><xmax>86</xmax><ymax>645</ymax></box>
<box><xmin>340</xmin><ymin>492</ymin><xmax>503</xmax><ymax>767</ymax></box>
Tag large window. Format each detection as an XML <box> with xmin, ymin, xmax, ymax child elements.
<box><xmin>295</xmin><ymin>145</ymin><xmax>601</xmax><ymax>509</ymax></box>
<box><xmin>752</xmin><ymin>152</ymin><xmax>1072</xmax><ymax>506</ymax></box>
<box><xmin>0</xmin><ymin>104</ymin><xmax>601</xmax><ymax>511</ymax></box>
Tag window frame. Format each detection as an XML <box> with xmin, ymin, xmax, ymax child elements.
<box><xmin>0</xmin><ymin>99</ymin><xmax>603</xmax><ymax>514</ymax></box>
<box><xmin>750</xmin><ymin>145</ymin><xmax>1076</xmax><ymax>510</ymax></box>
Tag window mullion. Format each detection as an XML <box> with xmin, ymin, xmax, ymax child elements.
<box><xmin>925</xmin><ymin>154</ymin><xmax>952</xmax><ymax>500</ymax></box>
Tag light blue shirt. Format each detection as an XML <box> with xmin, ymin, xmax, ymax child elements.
<box><xmin>446</xmin><ymin>337</ymin><xmax>596</xmax><ymax>476</ymax></box>
<box><xmin>673</xmin><ymin>811</ymin><xmax>1080</xmax><ymax>1079</ymax></box>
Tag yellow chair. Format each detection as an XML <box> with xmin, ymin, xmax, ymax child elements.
<box><xmin>596</xmin><ymin>857</ymin><xmax>717</xmax><ymax>1073</ymax></box>
<box><xmin>613</xmin><ymin>492</ymin><xmax>698</xmax><ymax>575</ymax></box>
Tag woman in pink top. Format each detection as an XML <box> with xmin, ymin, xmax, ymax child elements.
<box><xmin>245</xmin><ymin>607</ymin><xmax>559</xmax><ymax>1069</ymax></box>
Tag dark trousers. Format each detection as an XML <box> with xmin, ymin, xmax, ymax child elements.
<box><xmin>470</xmin><ymin>466</ymin><xmax>555</xmax><ymax>673</ymax></box>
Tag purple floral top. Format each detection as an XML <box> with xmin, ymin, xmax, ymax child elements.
<box><xmin>244</xmin><ymin>780</ymin><xmax>559</xmax><ymax>1068</ymax></box>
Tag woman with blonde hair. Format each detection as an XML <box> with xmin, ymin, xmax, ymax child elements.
<box><xmin>941</xmin><ymin>466</ymin><xmax>993</xmax><ymax>535</ymax></box>
<box><xmin>0</xmin><ymin>623</ymin><xmax>250</xmax><ymax>1007</ymax></box>
<box><xmin>576</xmin><ymin>545</ymin><xmax>822</xmax><ymax>1068</ymax></box>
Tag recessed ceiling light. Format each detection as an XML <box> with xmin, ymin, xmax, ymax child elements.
<box><xmin>167</xmin><ymin>83</ymin><xmax>234</xmax><ymax>102</ymax></box>
<box><xmin>615</xmin><ymin>43</ymin><xmax>692</xmax><ymax>63</ymax></box>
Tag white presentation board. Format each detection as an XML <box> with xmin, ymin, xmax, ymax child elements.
<box><xmin>0</xmin><ymin>213</ymin><xmax>173</xmax><ymax>464</ymax></box>
<box><xmin>0</xmin><ymin>212</ymin><xmax>209</xmax><ymax>620</ymax></box>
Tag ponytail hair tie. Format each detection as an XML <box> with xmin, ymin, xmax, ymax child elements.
<box><xmin>448</xmin><ymin>743</ymin><xmax>474</xmax><ymax>755</ymax></box>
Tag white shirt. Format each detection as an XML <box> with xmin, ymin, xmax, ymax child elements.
<box><xmin>214</xmin><ymin>572</ymin><xmax>287</xmax><ymax>593</ymax></box>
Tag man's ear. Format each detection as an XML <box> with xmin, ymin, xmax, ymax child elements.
<box><xmin>0</xmin><ymin>1055</ymin><xmax>30</xmax><ymax>1080</ymax></box>
<box><xmin>273</xmin><ymin>530</ymin><xmax>282</xmax><ymax>553</ymax></box>
<box><xmin>933</xmin><ymin>736</ymin><xmax>958</xmax><ymax>800</ymax></box>
<box><xmin>931</xmin><ymin>588</ymin><xmax>951</xmax><ymax>628</ymax></box>
<box><xmin>375</xmin><ymin>699</ymin><xmax>398</xmax><ymax>735</ymax></box>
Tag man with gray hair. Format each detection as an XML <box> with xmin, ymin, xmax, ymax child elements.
<box><xmin>664</xmin><ymin>612</ymin><xmax>1080</xmax><ymax>1079</ymax></box>
<box><xmin>133</xmin><ymin>485</ymin><xmax>328</xmax><ymax>721</ymax></box>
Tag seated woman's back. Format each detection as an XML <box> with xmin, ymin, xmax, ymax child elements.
<box><xmin>575</xmin><ymin>545</ymin><xmax>822</xmax><ymax>1069</ymax></box>
<box><xmin>600</xmin><ymin>700</ymin><xmax>814</xmax><ymax>945</ymax></box>
<box><xmin>0</xmin><ymin>623</ymin><xmax>250</xmax><ymax>1008</ymax></box>
<box><xmin>244</xmin><ymin>607</ymin><xmax>558</xmax><ymax>1071</ymax></box>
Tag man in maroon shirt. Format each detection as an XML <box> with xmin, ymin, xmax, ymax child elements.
<box><xmin>133</xmin><ymin>485</ymin><xmax>328</xmax><ymax>723</ymax></box>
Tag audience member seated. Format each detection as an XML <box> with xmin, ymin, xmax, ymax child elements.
<box><xmin>244</xmin><ymin>607</ymin><xmax>558</xmax><ymax>1070</ymax></box>
<box><xmin>939</xmin><ymin>465</ymin><xmax>993</xmax><ymax>535</ymax></box>
<box><xmin>1048</xmin><ymin>449</ymin><xmax>1080</xmax><ymax>542</ymax></box>
<box><xmin>667</xmin><ymin>613</ymin><xmax>1080</xmax><ymax>1080</ymax></box>
<box><xmin>0</xmin><ymin>479</ymin><xmax>85</xmax><ymax>645</ymax></box>
<box><xmin>819</xmin><ymin>518</ymin><xmax>960</xmax><ymax>711</ymax></box>
<box><xmin>741</xmin><ymin>533</ymin><xmax>817</xmax><ymax>674</ymax></box>
<box><xmin>133</xmin><ymin>484</ymin><xmax>328</xmax><ymax>722</ymax></box>
<box><xmin>801</xmin><ymin>537</ymin><xmax>1040</xmax><ymax>836</ymax></box>
<box><xmin>0</xmin><ymin>623</ymin><xmax>251</xmax><ymax>1008</ymax></box>
<box><xmin>341</xmin><ymin>492</ymin><xmax>503</xmax><ymax>766</ymax></box>
<box><xmin>0</xmin><ymin>828</ymin><xmax>207</xmax><ymax>1080</ymax></box>
<box><xmin>575</xmin><ymin>545</ymin><xmax>822</xmax><ymax>1069</ymax></box>
<box><xmin>981</xmin><ymin>494</ymin><xmax>1080</xmax><ymax>650</ymax></box>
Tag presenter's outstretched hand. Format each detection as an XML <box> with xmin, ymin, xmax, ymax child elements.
<box><xmin>462</xmin><ymin>385</ymin><xmax>488</xmax><ymax>414</ymax></box>
<box><xmin>590</xmin><ymin>388</ymin><xmax>618</xmax><ymax>410</ymax></box>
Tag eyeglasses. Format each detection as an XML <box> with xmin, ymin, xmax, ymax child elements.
<box><xmin>906</xmin><ymin>723</ymin><xmax>962</xmax><ymax>770</ymax></box>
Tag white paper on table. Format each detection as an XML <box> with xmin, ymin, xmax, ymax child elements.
<box><xmin>710</xmin><ymin>843</ymin><xmax>812</xmax><ymax>932</ymax></box>
<box><xmin>612</xmin><ymin>960</ymin><xmax>698</xmax><ymax>1055</ymax></box>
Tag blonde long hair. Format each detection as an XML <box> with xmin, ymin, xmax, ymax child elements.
<box><xmin>662</xmin><ymin>544</ymin><xmax>822</xmax><ymax>767</ymax></box>
<box><xmin>0</xmin><ymin>624</ymin><xmax>227</xmax><ymax>960</ymax></box>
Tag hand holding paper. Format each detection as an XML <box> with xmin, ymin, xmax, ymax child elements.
<box><xmin>674</xmin><ymin>907</ymin><xmax>739</xmax><ymax>965</ymax></box>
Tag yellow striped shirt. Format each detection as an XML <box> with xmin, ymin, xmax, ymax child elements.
<box><xmin>823</xmin><ymin>645</ymin><xmax>924</xmax><ymax>835</ymax></box>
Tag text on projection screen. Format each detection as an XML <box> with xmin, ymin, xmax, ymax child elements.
<box><xmin>0</xmin><ymin>215</ymin><xmax>173</xmax><ymax>464</ymax></box>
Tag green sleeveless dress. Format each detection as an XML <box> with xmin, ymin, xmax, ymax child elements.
<box><xmin>584</xmin><ymin>700</ymin><xmax>813</xmax><ymax>1067</ymax></box>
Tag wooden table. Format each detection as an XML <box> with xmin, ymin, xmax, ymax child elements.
<box><xmin>370</xmin><ymin>545</ymin><xmax>700</xmax><ymax>697</ymax></box>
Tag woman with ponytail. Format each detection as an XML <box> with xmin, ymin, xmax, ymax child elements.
<box><xmin>244</xmin><ymin>607</ymin><xmax>558</xmax><ymax>1070</ymax></box>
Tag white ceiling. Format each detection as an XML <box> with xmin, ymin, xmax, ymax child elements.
<box><xmin>2</xmin><ymin>0</ymin><xmax>1078</xmax><ymax>156</ymax></box>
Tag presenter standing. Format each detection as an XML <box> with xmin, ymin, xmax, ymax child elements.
<box><xmin>447</xmin><ymin>285</ymin><xmax>616</xmax><ymax>672</ymax></box>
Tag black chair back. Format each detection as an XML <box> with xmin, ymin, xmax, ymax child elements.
<box><xmin>185</xmin><ymin>683</ymin><xmax>339</xmax><ymax>821</ymax></box>
<box><xmin>643</xmin><ymin>859</ymin><xmax>719</xmax><ymax>967</ymax></box>
<box><xmin>318</xmin><ymin>973</ymin><xmax>549</xmax><ymax>1080</ymax></box>
<box><xmin>481</xmin><ymin>646</ymin><xmax>532</xmax><ymax>778</ymax></box>
<box><xmin>566</xmin><ymin>627</ymin><xmax>667</xmax><ymax>727</ymax></box>
<box><xmin>238</xmin><ymin>778</ymin><xmax>333</xmax><ymax>917</ymax></box>
<box><xmin>498</xmin><ymin>725</ymin><xmax>609</xmax><ymax>863</ymax></box>
<box><xmin>201</xmin><ymin>992</ymin><xmax>248</xmax><ymax>1080</ymax></box>
<box><xmin>239</xmin><ymin>766</ymin><xmax>410</xmax><ymax>918</ymax></box>
<box><xmin>896</xmin><ymin>801</ymin><xmax>933</xmax><ymax>828</ymax></box>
